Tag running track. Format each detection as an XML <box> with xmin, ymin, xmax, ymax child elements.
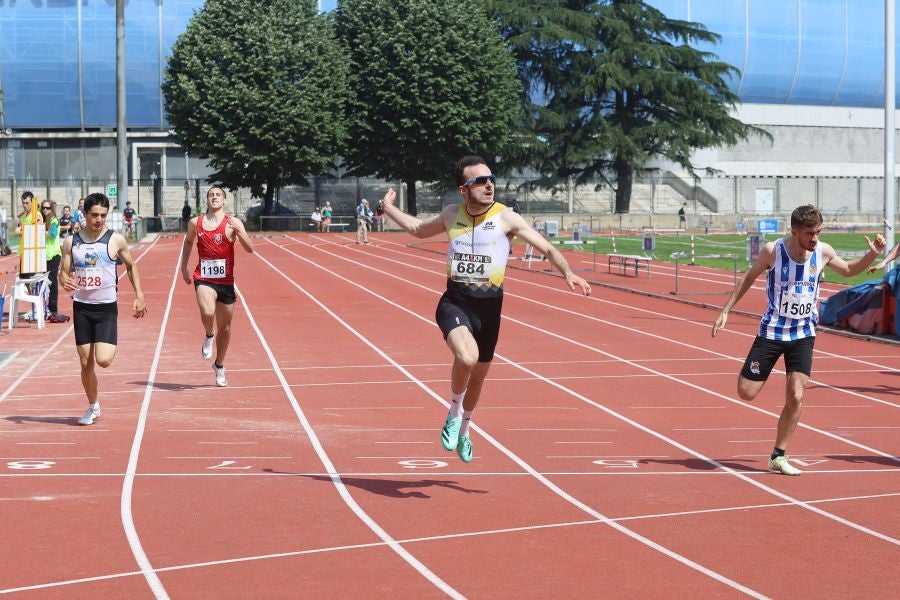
<box><xmin>0</xmin><ymin>232</ymin><xmax>898</xmax><ymax>599</ymax></box>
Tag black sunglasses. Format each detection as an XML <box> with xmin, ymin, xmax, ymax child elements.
<box><xmin>41</xmin><ymin>206</ymin><xmax>52</xmax><ymax>210</ymax></box>
<box><xmin>461</xmin><ymin>174</ymin><xmax>496</xmax><ymax>187</ymax></box>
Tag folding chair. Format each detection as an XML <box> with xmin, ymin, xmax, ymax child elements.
<box><xmin>7</xmin><ymin>272</ymin><xmax>50</xmax><ymax>330</ymax></box>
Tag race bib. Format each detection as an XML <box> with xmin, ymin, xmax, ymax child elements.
<box><xmin>201</xmin><ymin>258</ymin><xmax>227</xmax><ymax>279</ymax></box>
<box><xmin>450</xmin><ymin>253</ymin><xmax>490</xmax><ymax>283</ymax></box>
<box><xmin>778</xmin><ymin>288</ymin><xmax>815</xmax><ymax>319</ymax></box>
<box><xmin>74</xmin><ymin>267</ymin><xmax>103</xmax><ymax>290</ymax></box>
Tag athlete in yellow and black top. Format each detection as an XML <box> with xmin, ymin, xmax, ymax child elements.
<box><xmin>381</xmin><ymin>155</ymin><xmax>591</xmax><ymax>463</ymax></box>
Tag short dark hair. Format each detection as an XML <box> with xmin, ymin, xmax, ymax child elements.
<box><xmin>207</xmin><ymin>185</ymin><xmax>227</xmax><ymax>199</ymax></box>
<box><xmin>790</xmin><ymin>204</ymin><xmax>823</xmax><ymax>229</ymax></box>
<box><xmin>21</xmin><ymin>191</ymin><xmax>34</xmax><ymax>201</ymax></box>
<box><xmin>455</xmin><ymin>155</ymin><xmax>488</xmax><ymax>186</ymax></box>
<box><xmin>84</xmin><ymin>192</ymin><xmax>110</xmax><ymax>213</ymax></box>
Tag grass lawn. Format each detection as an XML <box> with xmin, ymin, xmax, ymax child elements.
<box><xmin>546</xmin><ymin>231</ymin><xmax>889</xmax><ymax>288</ymax></box>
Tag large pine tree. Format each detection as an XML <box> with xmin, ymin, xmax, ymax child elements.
<box><xmin>490</xmin><ymin>0</ymin><xmax>766</xmax><ymax>213</ymax></box>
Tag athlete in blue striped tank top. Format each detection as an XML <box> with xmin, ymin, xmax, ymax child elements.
<box><xmin>712</xmin><ymin>205</ymin><xmax>885</xmax><ymax>475</ymax></box>
<box><xmin>381</xmin><ymin>156</ymin><xmax>592</xmax><ymax>463</ymax></box>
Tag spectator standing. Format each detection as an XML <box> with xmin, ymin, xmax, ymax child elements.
<box><xmin>73</xmin><ymin>198</ymin><xmax>86</xmax><ymax>233</ymax></box>
<box><xmin>374</xmin><ymin>199</ymin><xmax>386</xmax><ymax>231</ymax></box>
<box><xmin>181</xmin><ymin>200</ymin><xmax>193</xmax><ymax>232</ymax></box>
<box><xmin>678</xmin><ymin>203</ymin><xmax>687</xmax><ymax>228</ymax></box>
<box><xmin>508</xmin><ymin>198</ymin><xmax>521</xmax><ymax>214</ymax></box>
<box><xmin>356</xmin><ymin>199</ymin><xmax>373</xmax><ymax>244</ymax></box>
<box><xmin>322</xmin><ymin>201</ymin><xmax>333</xmax><ymax>232</ymax></box>
<box><xmin>123</xmin><ymin>201</ymin><xmax>138</xmax><ymax>240</ymax></box>
<box><xmin>16</xmin><ymin>191</ymin><xmax>42</xmax><ymax>278</ymax></box>
<box><xmin>59</xmin><ymin>205</ymin><xmax>74</xmax><ymax>240</ymax></box>
<box><xmin>41</xmin><ymin>200</ymin><xmax>68</xmax><ymax>322</ymax></box>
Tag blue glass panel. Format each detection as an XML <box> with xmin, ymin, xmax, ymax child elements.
<box><xmin>836</xmin><ymin>1</ymin><xmax>885</xmax><ymax>107</ymax></box>
<box><xmin>789</xmin><ymin>0</ymin><xmax>845</xmax><ymax>105</ymax></box>
<box><xmin>688</xmin><ymin>0</ymin><xmax>748</xmax><ymax>93</ymax></box>
<box><xmin>742</xmin><ymin>0</ymin><xmax>800</xmax><ymax>103</ymax></box>
<box><xmin>1</xmin><ymin>3</ymin><xmax>80</xmax><ymax>127</ymax></box>
<box><xmin>81</xmin><ymin>1</ymin><xmax>117</xmax><ymax>126</ymax></box>
<box><xmin>125</xmin><ymin>2</ymin><xmax>163</xmax><ymax>127</ymax></box>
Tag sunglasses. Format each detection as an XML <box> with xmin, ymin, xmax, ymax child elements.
<box><xmin>41</xmin><ymin>206</ymin><xmax>52</xmax><ymax>210</ymax></box>
<box><xmin>461</xmin><ymin>174</ymin><xmax>495</xmax><ymax>187</ymax></box>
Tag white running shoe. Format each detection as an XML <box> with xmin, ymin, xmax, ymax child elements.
<box><xmin>201</xmin><ymin>335</ymin><xmax>215</xmax><ymax>359</ymax></box>
<box><xmin>768</xmin><ymin>455</ymin><xmax>803</xmax><ymax>476</ymax></box>
<box><xmin>78</xmin><ymin>403</ymin><xmax>101</xmax><ymax>426</ymax></box>
<box><xmin>213</xmin><ymin>364</ymin><xmax>227</xmax><ymax>387</ymax></box>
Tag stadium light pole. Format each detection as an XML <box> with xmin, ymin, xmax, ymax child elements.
<box><xmin>886</xmin><ymin>0</ymin><xmax>896</xmax><ymax>268</ymax></box>
<box><xmin>116</xmin><ymin>0</ymin><xmax>128</xmax><ymax>210</ymax></box>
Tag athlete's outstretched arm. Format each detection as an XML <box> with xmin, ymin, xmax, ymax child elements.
<box><xmin>712</xmin><ymin>242</ymin><xmax>774</xmax><ymax>337</ymax></box>
<box><xmin>112</xmin><ymin>233</ymin><xmax>147</xmax><ymax>318</ymax></box>
<box><xmin>506</xmin><ymin>212</ymin><xmax>591</xmax><ymax>296</ymax></box>
<box><xmin>180</xmin><ymin>218</ymin><xmax>198</xmax><ymax>285</ymax></box>
<box><xmin>869</xmin><ymin>241</ymin><xmax>900</xmax><ymax>272</ymax></box>
<box><xmin>59</xmin><ymin>236</ymin><xmax>77</xmax><ymax>292</ymax></box>
<box><xmin>380</xmin><ymin>187</ymin><xmax>448</xmax><ymax>239</ymax></box>
<box><xmin>824</xmin><ymin>234</ymin><xmax>885</xmax><ymax>277</ymax></box>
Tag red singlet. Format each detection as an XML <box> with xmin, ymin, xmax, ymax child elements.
<box><xmin>193</xmin><ymin>215</ymin><xmax>236</xmax><ymax>285</ymax></box>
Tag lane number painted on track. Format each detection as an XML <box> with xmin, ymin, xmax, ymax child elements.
<box><xmin>592</xmin><ymin>459</ymin><xmax>639</xmax><ymax>469</ymax></box>
<box><xmin>7</xmin><ymin>460</ymin><xmax>56</xmax><ymax>470</ymax></box>
<box><xmin>399</xmin><ymin>460</ymin><xmax>448</xmax><ymax>469</ymax></box>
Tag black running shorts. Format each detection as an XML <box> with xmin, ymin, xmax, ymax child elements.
<box><xmin>435</xmin><ymin>286</ymin><xmax>503</xmax><ymax>363</ymax></box>
<box><xmin>740</xmin><ymin>335</ymin><xmax>815</xmax><ymax>381</ymax></box>
<box><xmin>73</xmin><ymin>301</ymin><xmax>118</xmax><ymax>346</ymax></box>
<box><xmin>195</xmin><ymin>280</ymin><xmax>237</xmax><ymax>305</ymax></box>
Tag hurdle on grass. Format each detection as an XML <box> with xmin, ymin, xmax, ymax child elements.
<box><xmin>670</xmin><ymin>252</ymin><xmax>738</xmax><ymax>296</ymax></box>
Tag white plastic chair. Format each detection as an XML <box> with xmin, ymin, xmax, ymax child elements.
<box><xmin>7</xmin><ymin>272</ymin><xmax>50</xmax><ymax>330</ymax></box>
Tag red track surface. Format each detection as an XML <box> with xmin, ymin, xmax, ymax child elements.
<box><xmin>1</xmin><ymin>232</ymin><xmax>898</xmax><ymax>599</ymax></box>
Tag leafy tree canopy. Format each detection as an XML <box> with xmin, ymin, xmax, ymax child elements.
<box><xmin>162</xmin><ymin>0</ymin><xmax>351</xmax><ymax>214</ymax></box>
<box><xmin>489</xmin><ymin>0</ymin><xmax>768</xmax><ymax>213</ymax></box>
<box><xmin>336</xmin><ymin>0</ymin><xmax>521</xmax><ymax>214</ymax></box>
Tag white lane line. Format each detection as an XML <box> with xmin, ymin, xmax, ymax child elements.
<box><xmin>509</xmin><ymin>428</ymin><xmax>617</xmax><ymax>431</ymax></box>
<box><xmin>267</xmin><ymin>240</ymin><xmax>767</xmax><ymax>598</ymax></box>
<box><xmin>554</xmin><ymin>442</ymin><xmax>613</xmax><ymax>445</ymax></box>
<box><xmin>120</xmin><ymin>237</ymin><xmax>173</xmax><ymax>600</ymax></box>
<box><xmin>15</xmin><ymin>442</ymin><xmax>76</xmax><ymax>446</ymax></box>
<box><xmin>0</xmin><ymin>429</ymin><xmax>111</xmax><ymax>433</ymax></box>
<box><xmin>4</xmin><ymin>488</ymin><xmax>896</xmax><ymax>596</ymax></box>
<box><xmin>168</xmin><ymin>407</ymin><xmax>271</xmax><ymax>411</ymax></box>
<box><xmin>236</xmin><ymin>275</ymin><xmax>463</xmax><ymax>599</ymax></box>
<box><xmin>196</xmin><ymin>442</ymin><xmax>258</xmax><ymax>445</ymax></box>
<box><xmin>166</xmin><ymin>429</ymin><xmax>288</xmax><ymax>432</ymax></box>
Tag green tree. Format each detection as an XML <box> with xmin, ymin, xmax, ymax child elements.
<box><xmin>490</xmin><ymin>0</ymin><xmax>767</xmax><ymax>213</ymax></box>
<box><xmin>336</xmin><ymin>0</ymin><xmax>521</xmax><ymax>215</ymax></box>
<box><xmin>162</xmin><ymin>0</ymin><xmax>350</xmax><ymax>215</ymax></box>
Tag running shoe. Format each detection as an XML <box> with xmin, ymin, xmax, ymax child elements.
<box><xmin>48</xmin><ymin>312</ymin><xmax>69</xmax><ymax>323</ymax></box>
<box><xmin>440</xmin><ymin>415</ymin><xmax>461</xmax><ymax>451</ymax></box>
<box><xmin>456</xmin><ymin>435</ymin><xmax>473</xmax><ymax>463</ymax></box>
<box><xmin>213</xmin><ymin>364</ymin><xmax>227</xmax><ymax>387</ymax></box>
<box><xmin>201</xmin><ymin>334</ymin><xmax>215</xmax><ymax>359</ymax></box>
<box><xmin>78</xmin><ymin>403</ymin><xmax>101</xmax><ymax>426</ymax></box>
<box><xmin>768</xmin><ymin>455</ymin><xmax>802</xmax><ymax>476</ymax></box>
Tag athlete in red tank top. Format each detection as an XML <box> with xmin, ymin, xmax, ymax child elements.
<box><xmin>179</xmin><ymin>186</ymin><xmax>254</xmax><ymax>387</ymax></box>
<box><xmin>193</xmin><ymin>214</ymin><xmax>236</xmax><ymax>285</ymax></box>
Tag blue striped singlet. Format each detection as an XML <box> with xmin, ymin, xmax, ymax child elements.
<box><xmin>758</xmin><ymin>238</ymin><xmax>822</xmax><ymax>341</ymax></box>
